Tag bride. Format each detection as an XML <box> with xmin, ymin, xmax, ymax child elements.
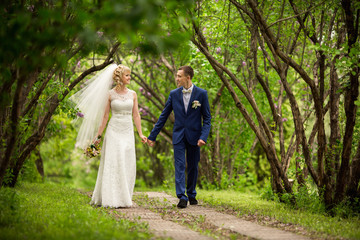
<box><xmin>72</xmin><ymin>64</ymin><xmax>147</xmax><ymax>208</ymax></box>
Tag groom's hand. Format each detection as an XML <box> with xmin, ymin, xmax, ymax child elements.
<box><xmin>147</xmin><ymin>139</ymin><xmax>155</xmax><ymax>147</ymax></box>
<box><xmin>197</xmin><ymin>139</ymin><xmax>206</xmax><ymax>147</ymax></box>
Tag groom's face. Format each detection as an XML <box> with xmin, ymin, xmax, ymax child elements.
<box><xmin>176</xmin><ymin>70</ymin><xmax>190</xmax><ymax>88</ymax></box>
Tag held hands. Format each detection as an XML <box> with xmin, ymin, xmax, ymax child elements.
<box><xmin>140</xmin><ymin>135</ymin><xmax>147</xmax><ymax>143</ymax></box>
<box><xmin>147</xmin><ymin>139</ymin><xmax>155</xmax><ymax>147</ymax></box>
<box><xmin>145</xmin><ymin>139</ymin><xmax>205</xmax><ymax>147</ymax></box>
<box><xmin>146</xmin><ymin>139</ymin><xmax>205</xmax><ymax>147</ymax></box>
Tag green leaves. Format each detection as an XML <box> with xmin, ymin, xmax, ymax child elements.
<box><xmin>0</xmin><ymin>0</ymin><xmax>196</xmax><ymax>187</ymax></box>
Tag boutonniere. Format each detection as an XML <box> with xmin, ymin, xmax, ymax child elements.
<box><xmin>192</xmin><ymin>100</ymin><xmax>201</xmax><ymax>109</ymax></box>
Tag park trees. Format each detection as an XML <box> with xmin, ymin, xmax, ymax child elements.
<box><xmin>189</xmin><ymin>0</ymin><xmax>359</xmax><ymax>208</ymax></box>
<box><xmin>0</xmin><ymin>0</ymin><xmax>191</xmax><ymax>187</ymax></box>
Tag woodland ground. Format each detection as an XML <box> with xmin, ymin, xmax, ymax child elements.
<box><xmin>0</xmin><ymin>182</ymin><xmax>359</xmax><ymax>240</ymax></box>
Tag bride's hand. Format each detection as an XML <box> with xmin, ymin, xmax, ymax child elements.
<box><xmin>140</xmin><ymin>135</ymin><xmax>147</xmax><ymax>143</ymax></box>
<box><xmin>93</xmin><ymin>135</ymin><xmax>101</xmax><ymax>145</ymax></box>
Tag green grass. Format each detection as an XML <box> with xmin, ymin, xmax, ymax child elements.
<box><xmin>0</xmin><ymin>182</ymin><xmax>152</xmax><ymax>240</ymax></box>
<box><xmin>197</xmin><ymin>189</ymin><xmax>360</xmax><ymax>240</ymax></box>
<box><xmin>2</xmin><ymin>181</ymin><xmax>359</xmax><ymax>240</ymax></box>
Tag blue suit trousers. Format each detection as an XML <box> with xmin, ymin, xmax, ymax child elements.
<box><xmin>173</xmin><ymin>137</ymin><xmax>200</xmax><ymax>201</ymax></box>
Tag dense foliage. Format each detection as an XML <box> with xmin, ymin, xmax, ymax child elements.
<box><xmin>1</xmin><ymin>0</ymin><xmax>359</xmax><ymax>214</ymax></box>
<box><xmin>0</xmin><ymin>0</ymin><xmax>191</xmax><ymax>187</ymax></box>
<box><xmin>190</xmin><ymin>0</ymin><xmax>360</xmax><ymax>210</ymax></box>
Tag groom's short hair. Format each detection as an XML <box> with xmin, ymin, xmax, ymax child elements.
<box><xmin>179</xmin><ymin>66</ymin><xmax>194</xmax><ymax>79</ymax></box>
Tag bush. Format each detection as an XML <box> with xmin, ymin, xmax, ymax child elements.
<box><xmin>260</xmin><ymin>180</ymin><xmax>279</xmax><ymax>201</ymax></box>
<box><xmin>332</xmin><ymin>197</ymin><xmax>360</xmax><ymax>218</ymax></box>
<box><xmin>0</xmin><ymin>187</ymin><xmax>21</xmax><ymax>227</ymax></box>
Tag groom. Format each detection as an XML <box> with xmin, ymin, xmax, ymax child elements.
<box><xmin>147</xmin><ymin>65</ymin><xmax>211</xmax><ymax>208</ymax></box>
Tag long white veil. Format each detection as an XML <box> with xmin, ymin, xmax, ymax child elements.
<box><xmin>70</xmin><ymin>63</ymin><xmax>118</xmax><ymax>149</ymax></box>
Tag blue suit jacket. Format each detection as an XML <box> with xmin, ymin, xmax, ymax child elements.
<box><xmin>148</xmin><ymin>85</ymin><xmax>211</xmax><ymax>145</ymax></box>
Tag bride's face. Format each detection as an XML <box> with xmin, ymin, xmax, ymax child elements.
<box><xmin>122</xmin><ymin>70</ymin><xmax>131</xmax><ymax>85</ymax></box>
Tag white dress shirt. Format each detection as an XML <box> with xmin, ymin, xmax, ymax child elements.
<box><xmin>182</xmin><ymin>84</ymin><xmax>194</xmax><ymax>113</ymax></box>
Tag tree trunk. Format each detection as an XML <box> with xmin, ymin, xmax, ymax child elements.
<box><xmin>1</xmin><ymin>45</ymin><xmax>118</xmax><ymax>187</ymax></box>
<box><xmin>324</xmin><ymin>59</ymin><xmax>341</xmax><ymax>208</ymax></box>
<box><xmin>0</xmin><ymin>75</ymin><xmax>25</xmax><ymax>186</ymax></box>
<box><xmin>334</xmin><ymin>0</ymin><xmax>360</xmax><ymax>204</ymax></box>
<box><xmin>8</xmin><ymin>94</ymin><xmax>58</xmax><ymax>187</ymax></box>
<box><xmin>35</xmin><ymin>148</ymin><xmax>44</xmax><ymax>178</ymax></box>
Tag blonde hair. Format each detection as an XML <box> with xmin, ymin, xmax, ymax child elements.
<box><xmin>113</xmin><ymin>65</ymin><xmax>130</xmax><ymax>85</ymax></box>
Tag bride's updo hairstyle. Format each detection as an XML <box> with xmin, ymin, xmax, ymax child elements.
<box><xmin>113</xmin><ymin>65</ymin><xmax>130</xmax><ymax>86</ymax></box>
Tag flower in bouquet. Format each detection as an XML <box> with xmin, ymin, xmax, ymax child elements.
<box><xmin>84</xmin><ymin>142</ymin><xmax>101</xmax><ymax>158</ymax></box>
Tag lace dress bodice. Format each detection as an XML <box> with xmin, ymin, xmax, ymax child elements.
<box><xmin>107</xmin><ymin>89</ymin><xmax>135</xmax><ymax>132</ymax></box>
<box><xmin>109</xmin><ymin>89</ymin><xmax>134</xmax><ymax>115</ymax></box>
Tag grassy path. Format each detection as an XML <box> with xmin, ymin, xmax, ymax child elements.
<box><xmin>112</xmin><ymin>190</ymin><xmax>359</xmax><ymax>240</ymax></box>
<box><xmin>117</xmin><ymin>192</ymin><xmax>309</xmax><ymax>240</ymax></box>
<box><xmin>197</xmin><ymin>190</ymin><xmax>360</xmax><ymax>240</ymax></box>
<box><xmin>111</xmin><ymin>201</ymin><xmax>213</xmax><ymax>240</ymax></box>
<box><xmin>1</xmin><ymin>182</ymin><xmax>359</xmax><ymax>240</ymax></box>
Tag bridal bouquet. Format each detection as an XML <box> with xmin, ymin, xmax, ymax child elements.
<box><xmin>84</xmin><ymin>142</ymin><xmax>101</xmax><ymax>158</ymax></box>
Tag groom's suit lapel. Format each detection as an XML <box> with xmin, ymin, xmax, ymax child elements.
<box><xmin>178</xmin><ymin>88</ymin><xmax>186</xmax><ymax>114</ymax></box>
<box><xmin>187</xmin><ymin>85</ymin><xmax>197</xmax><ymax>115</ymax></box>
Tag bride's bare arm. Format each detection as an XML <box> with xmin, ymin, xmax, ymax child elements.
<box><xmin>96</xmin><ymin>97</ymin><xmax>111</xmax><ymax>139</ymax></box>
<box><xmin>132</xmin><ymin>92</ymin><xmax>147</xmax><ymax>143</ymax></box>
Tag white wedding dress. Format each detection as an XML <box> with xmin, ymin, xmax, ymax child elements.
<box><xmin>90</xmin><ymin>89</ymin><xmax>136</xmax><ymax>208</ymax></box>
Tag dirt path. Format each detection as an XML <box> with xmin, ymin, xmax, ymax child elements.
<box><xmin>110</xmin><ymin>191</ymin><xmax>311</xmax><ymax>240</ymax></box>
